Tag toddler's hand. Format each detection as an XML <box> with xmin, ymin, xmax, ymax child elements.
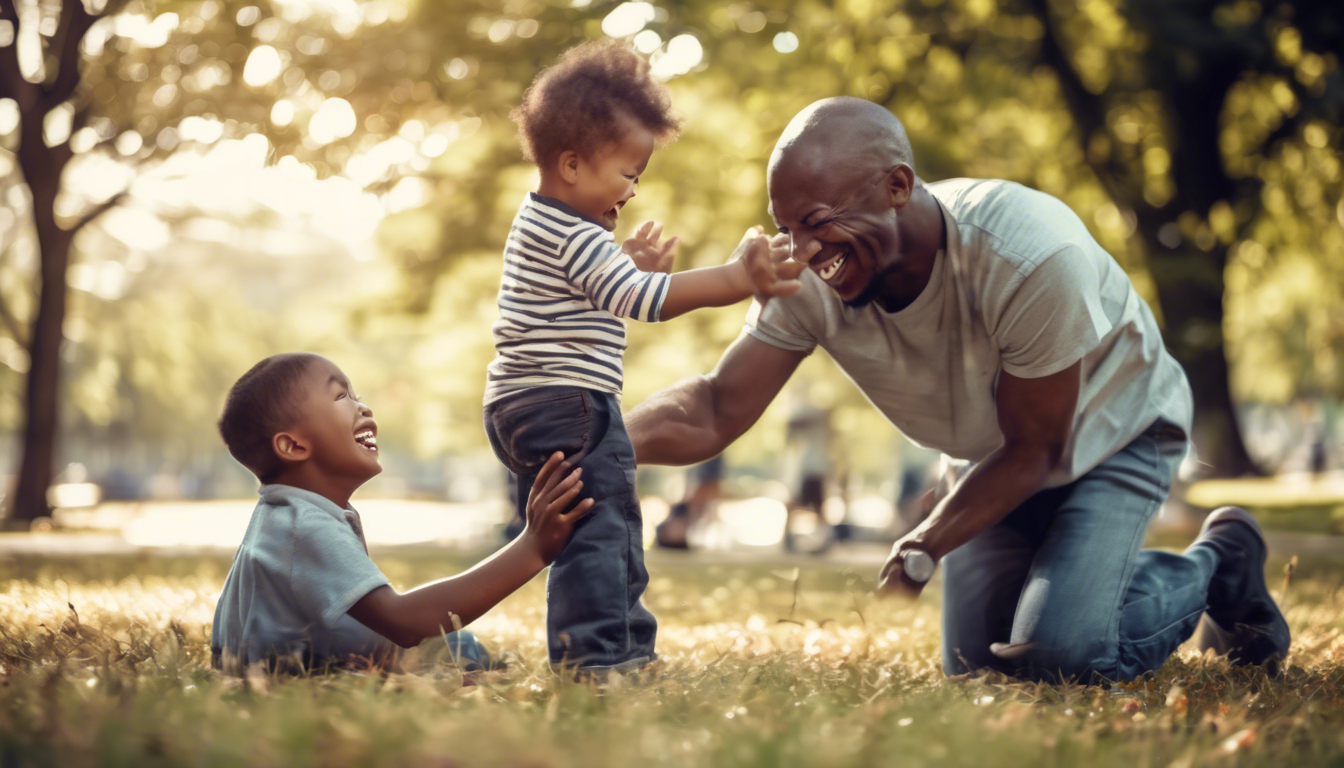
<box><xmin>735</xmin><ymin>228</ymin><xmax>805</xmax><ymax>298</ymax></box>
<box><xmin>523</xmin><ymin>452</ymin><xmax>595</xmax><ymax>564</ymax></box>
<box><xmin>623</xmin><ymin>221</ymin><xmax>678</xmax><ymax>273</ymax></box>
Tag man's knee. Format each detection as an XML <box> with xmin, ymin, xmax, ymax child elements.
<box><xmin>1015</xmin><ymin>638</ymin><xmax>1113</xmax><ymax>684</ymax></box>
<box><xmin>942</xmin><ymin>642</ymin><xmax>1011</xmax><ymax>677</ymax></box>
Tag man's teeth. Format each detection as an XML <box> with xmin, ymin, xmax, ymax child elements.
<box><xmin>355</xmin><ymin>430</ymin><xmax>377</xmax><ymax>449</ymax></box>
<box><xmin>819</xmin><ymin>253</ymin><xmax>846</xmax><ymax>281</ymax></box>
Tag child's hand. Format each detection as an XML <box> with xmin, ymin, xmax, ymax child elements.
<box><xmin>623</xmin><ymin>221</ymin><xmax>678</xmax><ymax>273</ymax></box>
<box><xmin>734</xmin><ymin>228</ymin><xmax>806</xmax><ymax>298</ymax></box>
<box><xmin>523</xmin><ymin>452</ymin><xmax>595</xmax><ymax>564</ymax></box>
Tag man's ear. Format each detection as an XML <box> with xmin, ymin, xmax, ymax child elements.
<box><xmin>885</xmin><ymin>164</ymin><xmax>915</xmax><ymax>209</ymax></box>
<box><xmin>273</xmin><ymin>431</ymin><xmax>310</xmax><ymax>466</ymax></box>
<box><xmin>557</xmin><ymin>150</ymin><xmax>581</xmax><ymax>185</ymax></box>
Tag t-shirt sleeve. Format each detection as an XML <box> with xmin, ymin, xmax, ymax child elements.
<box><xmin>743</xmin><ymin>294</ymin><xmax>819</xmax><ymax>354</ymax></box>
<box><xmin>290</xmin><ymin>507</ymin><xmax>390</xmax><ymax>629</ymax></box>
<box><xmin>563</xmin><ymin>226</ymin><xmax>670</xmax><ymax>322</ymax></box>
<box><xmin>994</xmin><ymin>246</ymin><xmax>1113</xmax><ymax>378</ymax></box>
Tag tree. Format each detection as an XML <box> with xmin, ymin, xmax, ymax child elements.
<box><xmin>385</xmin><ymin>0</ymin><xmax>1341</xmax><ymax>477</ymax></box>
<box><xmin>1</xmin><ymin>0</ymin><xmax>132</xmax><ymax>526</ymax></box>
<box><xmin>4</xmin><ymin>0</ymin><xmax>1338</xmax><ymax>515</ymax></box>
<box><xmin>1020</xmin><ymin>0</ymin><xmax>1343</xmax><ymax>476</ymax></box>
<box><xmin>0</xmin><ymin>0</ymin><xmax>469</xmax><ymax>524</ymax></box>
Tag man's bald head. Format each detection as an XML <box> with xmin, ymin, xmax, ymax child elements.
<box><xmin>768</xmin><ymin>97</ymin><xmax>915</xmax><ymax>186</ymax></box>
<box><xmin>765</xmin><ymin>98</ymin><xmax>936</xmax><ymax>312</ymax></box>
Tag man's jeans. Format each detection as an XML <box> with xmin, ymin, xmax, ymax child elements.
<box><xmin>941</xmin><ymin>418</ymin><xmax>1213</xmax><ymax>683</ymax></box>
<box><xmin>484</xmin><ymin>386</ymin><xmax>657</xmax><ymax>670</ymax></box>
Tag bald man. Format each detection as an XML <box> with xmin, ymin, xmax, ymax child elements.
<box><xmin>627</xmin><ymin>97</ymin><xmax>1290</xmax><ymax>683</ymax></box>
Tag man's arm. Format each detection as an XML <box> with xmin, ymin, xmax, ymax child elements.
<box><xmin>627</xmin><ymin>332</ymin><xmax>806</xmax><ymax>465</ymax></box>
<box><xmin>878</xmin><ymin>360</ymin><xmax>1081</xmax><ymax>595</ymax></box>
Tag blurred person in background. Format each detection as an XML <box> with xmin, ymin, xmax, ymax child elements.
<box><xmin>654</xmin><ymin>455</ymin><xmax>724</xmax><ymax>549</ymax></box>
<box><xmin>781</xmin><ymin>391</ymin><xmax>835</xmax><ymax>554</ymax></box>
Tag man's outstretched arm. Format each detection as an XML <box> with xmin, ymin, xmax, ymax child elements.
<box><xmin>627</xmin><ymin>332</ymin><xmax>806</xmax><ymax>466</ymax></box>
<box><xmin>878</xmin><ymin>360</ymin><xmax>1081</xmax><ymax>595</ymax></box>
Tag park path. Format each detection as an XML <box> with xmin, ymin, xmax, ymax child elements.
<box><xmin>0</xmin><ymin>505</ymin><xmax>1335</xmax><ymax>566</ymax></box>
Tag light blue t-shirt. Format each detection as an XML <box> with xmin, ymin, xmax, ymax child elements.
<box><xmin>210</xmin><ymin>484</ymin><xmax>392</xmax><ymax>671</ymax></box>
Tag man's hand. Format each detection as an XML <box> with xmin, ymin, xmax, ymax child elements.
<box><xmin>522</xmin><ymin>452</ymin><xmax>595</xmax><ymax>564</ymax></box>
<box><xmin>876</xmin><ymin>543</ymin><xmax>930</xmax><ymax>601</ymax></box>
<box><xmin>623</xmin><ymin>221</ymin><xmax>678</xmax><ymax>273</ymax></box>
<box><xmin>735</xmin><ymin>228</ymin><xmax>805</xmax><ymax>298</ymax></box>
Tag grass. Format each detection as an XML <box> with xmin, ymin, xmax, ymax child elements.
<box><xmin>0</xmin><ymin>542</ymin><xmax>1342</xmax><ymax>767</ymax></box>
<box><xmin>1183</xmin><ymin>474</ymin><xmax>1344</xmax><ymax>535</ymax></box>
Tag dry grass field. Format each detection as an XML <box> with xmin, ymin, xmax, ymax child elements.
<box><xmin>0</xmin><ymin>541</ymin><xmax>1341</xmax><ymax>767</ymax></box>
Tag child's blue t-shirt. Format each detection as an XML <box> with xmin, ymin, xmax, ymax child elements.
<box><xmin>484</xmin><ymin>192</ymin><xmax>672</xmax><ymax>405</ymax></box>
<box><xmin>210</xmin><ymin>484</ymin><xmax>391</xmax><ymax>671</ymax></box>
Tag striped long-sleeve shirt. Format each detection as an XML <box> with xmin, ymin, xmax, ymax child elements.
<box><xmin>484</xmin><ymin>193</ymin><xmax>672</xmax><ymax>404</ymax></box>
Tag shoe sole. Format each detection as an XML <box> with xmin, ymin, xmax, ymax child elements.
<box><xmin>1191</xmin><ymin>507</ymin><xmax>1289</xmax><ymax>674</ymax></box>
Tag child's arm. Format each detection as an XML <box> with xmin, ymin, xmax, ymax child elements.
<box><xmin>649</xmin><ymin>228</ymin><xmax>805</xmax><ymax>321</ymax></box>
<box><xmin>347</xmin><ymin>452</ymin><xmax>593</xmax><ymax>648</ymax></box>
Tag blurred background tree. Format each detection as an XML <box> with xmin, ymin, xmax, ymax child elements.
<box><xmin>1</xmin><ymin>0</ymin><xmax>1340</xmax><ymax>524</ymax></box>
<box><xmin>1023</xmin><ymin>0</ymin><xmax>1343</xmax><ymax>476</ymax></box>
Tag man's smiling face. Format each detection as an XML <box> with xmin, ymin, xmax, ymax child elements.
<box><xmin>767</xmin><ymin>155</ymin><xmax>911</xmax><ymax>309</ymax></box>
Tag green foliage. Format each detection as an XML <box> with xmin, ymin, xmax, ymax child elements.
<box><xmin>1</xmin><ymin>0</ymin><xmax>1341</xmax><ymax>476</ymax></box>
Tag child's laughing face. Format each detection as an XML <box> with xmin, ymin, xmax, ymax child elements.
<box><xmin>571</xmin><ymin>114</ymin><xmax>657</xmax><ymax>231</ymax></box>
<box><xmin>281</xmin><ymin>357</ymin><xmax>382</xmax><ymax>484</ymax></box>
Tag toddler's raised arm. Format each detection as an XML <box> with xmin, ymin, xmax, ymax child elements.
<box><xmin>655</xmin><ymin>228</ymin><xmax>805</xmax><ymax>320</ymax></box>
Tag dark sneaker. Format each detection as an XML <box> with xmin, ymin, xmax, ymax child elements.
<box><xmin>1185</xmin><ymin>507</ymin><xmax>1290</xmax><ymax>672</ymax></box>
<box><xmin>655</xmin><ymin>503</ymin><xmax>692</xmax><ymax>549</ymax></box>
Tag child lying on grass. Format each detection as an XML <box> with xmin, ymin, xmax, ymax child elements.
<box><xmin>211</xmin><ymin>353</ymin><xmax>592</xmax><ymax>674</ymax></box>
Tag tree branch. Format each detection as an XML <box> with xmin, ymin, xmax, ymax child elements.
<box><xmin>1021</xmin><ymin>0</ymin><xmax>1142</xmax><ymax>209</ymax></box>
<box><xmin>0</xmin><ymin>0</ymin><xmax>38</xmax><ymax>111</ymax></box>
<box><xmin>39</xmin><ymin>0</ymin><xmax>98</xmax><ymax>113</ymax></box>
<box><xmin>68</xmin><ymin>190</ymin><xmax>126</xmax><ymax>234</ymax></box>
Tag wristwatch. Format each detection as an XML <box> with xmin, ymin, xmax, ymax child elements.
<box><xmin>898</xmin><ymin>548</ymin><xmax>936</xmax><ymax>585</ymax></box>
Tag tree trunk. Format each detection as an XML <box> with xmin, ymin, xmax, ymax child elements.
<box><xmin>1146</xmin><ymin>244</ymin><xmax>1261</xmax><ymax>478</ymax></box>
<box><xmin>5</xmin><ymin>111</ymin><xmax>73</xmax><ymax>527</ymax></box>
<box><xmin>7</xmin><ymin>235</ymin><xmax>72</xmax><ymax>526</ymax></box>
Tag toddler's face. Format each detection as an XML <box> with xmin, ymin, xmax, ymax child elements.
<box><xmin>571</xmin><ymin>115</ymin><xmax>657</xmax><ymax>231</ymax></box>
<box><xmin>285</xmin><ymin>357</ymin><xmax>382</xmax><ymax>482</ymax></box>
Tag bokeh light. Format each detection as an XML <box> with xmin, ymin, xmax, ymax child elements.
<box><xmin>308</xmin><ymin>97</ymin><xmax>357</xmax><ymax>145</ymax></box>
<box><xmin>773</xmin><ymin>31</ymin><xmax>799</xmax><ymax>53</ymax></box>
<box><xmin>242</xmin><ymin>44</ymin><xmax>283</xmax><ymax>87</ymax></box>
<box><xmin>651</xmin><ymin>33</ymin><xmax>703</xmax><ymax>80</ymax></box>
<box><xmin>601</xmin><ymin>2</ymin><xmax>655</xmax><ymax>38</ymax></box>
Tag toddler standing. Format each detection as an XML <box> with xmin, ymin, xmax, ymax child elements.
<box><xmin>484</xmin><ymin>40</ymin><xmax>802</xmax><ymax>673</ymax></box>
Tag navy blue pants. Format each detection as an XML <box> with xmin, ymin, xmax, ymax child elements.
<box><xmin>485</xmin><ymin>386</ymin><xmax>657</xmax><ymax>670</ymax></box>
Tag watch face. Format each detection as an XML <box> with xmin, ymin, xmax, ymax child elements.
<box><xmin>903</xmin><ymin>550</ymin><xmax>936</xmax><ymax>583</ymax></box>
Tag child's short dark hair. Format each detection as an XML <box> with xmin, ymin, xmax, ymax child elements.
<box><xmin>511</xmin><ymin>40</ymin><xmax>681</xmax><ymax>171</ymax></box>
<box><xmin>218</xmin><ymin>353</ymin><xmax>321</xmax><ymax>482</ymax></box>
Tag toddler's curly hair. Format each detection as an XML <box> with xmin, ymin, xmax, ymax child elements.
<box><xmin>511</xmin><ymin>40</ymin><xmax>681</xmax><ymax>171</ymax></box>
